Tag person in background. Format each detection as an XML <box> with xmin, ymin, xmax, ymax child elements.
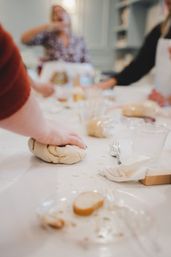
<box><xmin>21</xmin><ymin>4</ymin><xmax>90</xmax><ymax>64</ymax></box>
<box><xmin>94</xmin><ymin>0</ymin><xmax>171</xmax><ymax>106</ymax></box>
<box><xmin>0</xmin><ymin>24</ymin><xmax>86</xmax><ymax>149</ymax></box>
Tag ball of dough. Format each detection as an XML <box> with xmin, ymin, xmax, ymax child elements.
<box><xmin>122</xmin><ymin>104</ymin><xmax>146</xmax><ymax>117</ymax></box>
<box><xmin>86</xmin><ymin>118</ymin><xmax>106</xmax><ymax>138</ymax></box>
<box><xmin>28</xmin><ymin>138</ymin><xmax>86</xmax><ymax>164</ymax></box>
<box><xmin>122</xmin><ymin>101</ymin><xmax>160</xmax><ymax>118</ymax></box>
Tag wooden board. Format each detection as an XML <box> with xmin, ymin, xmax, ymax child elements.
<box><xmin>139</xmin><ymin>173</ymin><xmax>171</xmax><ymax>186</ymax></box>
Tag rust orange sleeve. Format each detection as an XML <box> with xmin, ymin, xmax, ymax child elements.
<box><xmin>0</xmin><ymin>25</ymin><xmax>31</xmax><ymax>120</ymax></box>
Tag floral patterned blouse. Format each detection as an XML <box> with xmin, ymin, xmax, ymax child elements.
<box><xmin>24</xmin><ymin>30</ymin><xmax>90</xmax><ymax>63</ymax></box>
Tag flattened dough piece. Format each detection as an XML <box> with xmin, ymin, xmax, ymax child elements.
<box><xmin>28</xmin><ymin>138</ymin><xmax>86</xmax><ymax>164</ymax></box>
<box><xmin>122</xmin><ymin>101</ymin><xmax>160</xmax><ymax>118</ymax></box>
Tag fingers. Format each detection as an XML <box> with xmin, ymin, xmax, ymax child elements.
<box><xmin>68</xmin><ymin>132</ymin><xmax>86</xmax><ymax>145</ymax></box>
<box><xmin>49</xmin><ymin>131</ymin><xmax>86</xmax><ymax>149</ymax></box>
<box><xmin>39</xmin><ymin>119</ymin><xmax>86</xmax><ymax>149</ymax></box>
<box><xmin>70</xmin><ymin>132</ymin><xmax>82</xmax><ymax>139</ymax></box>
<box><xmin>148</xmin><ymin>89</ymin><xmax>166</xmax><ymax>106</ymax></box>
<box><xmin>49</xmin><ymin>22</ymin><xmax>62</xmax><ymax>32</ymax></box>
<box><xmin>94</xmin><ymin>82</ymin><xmax>105</xmax><ymax>90</ymax></box>
<box><xmin>41</xmin><ymin>86</ymin><xmax>55</xmax><ymax>97</ymax></box>
<box><xmin>61</xmin><ymin>130</ymin><xmax>86</xmax><ymax>148</ymax></box>
<box><xmin>67</xmin><ymin>135</ymin><xmax>86</xmax><ymax>149</ymax></box>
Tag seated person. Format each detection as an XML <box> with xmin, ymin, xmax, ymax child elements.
<box><xmin>21</xmin><ymin>5</ymin><xmax>90</xmax><ymax>63</ymax></box>
<box><xmin>94</xmin><ymin>0</ymin><xmax>171</xmax><ymax>106</ymax></box>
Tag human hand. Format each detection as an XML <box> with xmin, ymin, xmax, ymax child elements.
<box><xmin>36</xmin><ymin>119</ymin><xmax>86</xmax><ymax>149</ymax></box>
<box><xmin>92</xmin><ymin>78</ymin><xmax>117</xmax><ymax>90</ymax></box>
<box><xmin>166</xmin><ymin>95</ymin><xmax>171</xmax><ymax>105</ymax></box>
<box><xmin>48</xmin><ymin>21</ymin><xmax>64</xmax><ymax>32</ymax></box>
<box><xmin>148</xmin><ymin>89</ymin><xmax>167</xmax><ymax>107</ymax></box>
<box><xmin>0</xmin><ymin>91</ymin><xmax>85</xmax><ymax>148</ymax></box>
<box><xmin>49</xmin><ymin>15</ymin><xmax>69</xmax><ymax>32</ymax></box>
<box><xmin>36</xmin><ymin>82</ymin><xmax>55</xmax><ymax>97</ymax></box>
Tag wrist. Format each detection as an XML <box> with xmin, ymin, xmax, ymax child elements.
<box><xmin>33</xmin><ymin>118</ymin><xmax>50</xmax><ymax>143</ymax></box>
<box><xmin>30</xmin><ymin>80</ymin><xmax>42</xmax><ymax>94</ymax></box>
<box><xmin>109</xmin><ymin>78</ymin><xmax>117</xmax><ymax>88</ymax></box>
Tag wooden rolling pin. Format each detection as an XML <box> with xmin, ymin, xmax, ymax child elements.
<box><xmin>139</xmin><ymin>170</ymin><xmax>171</xmax><ymax>186</ymax></box>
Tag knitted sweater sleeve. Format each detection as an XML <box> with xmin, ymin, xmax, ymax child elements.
<box><xmin>0</xmin><ymin>25</ymin><xmax>31</xmax><ymax>120</ymax></box>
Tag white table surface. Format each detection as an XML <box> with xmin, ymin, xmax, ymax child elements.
<box><xmin>0</xmin><ymin>86</ymin><xmax>171</xmax><ymax>257</ymax></box>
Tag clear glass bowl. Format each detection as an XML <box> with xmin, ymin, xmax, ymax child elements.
<box><xmin>132</xmin><ymin>122</ymin><xmax>170</xmax><ymax>159</ymax></box>
<box><xmin>36</xmin><ymin>189</ymin><xmax>154</xmax><ymax>245</ymax></box>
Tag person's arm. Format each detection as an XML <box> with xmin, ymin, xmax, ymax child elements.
<box><xmin>0</xmin><ymin>93</ymin><xmax>85</xmax><ymax>147</ymax></box>
<box><xmin>21</xmin><ymin>24</ymin><xmax>49</xmax><ymax>44</ymax></box>
<box><xmin>0</xmin><ymin>25</ymin><xmax>85</xmax><ymax>148</ymax></box>
<box><xmin>30</xmin><ymin>77</ymin><xmax>55</xmax><ymax>97</ymax></box>
<box><xmin>21</xmin><ymin>21</ymin><xmax>67</xmax><ymax>45</ymax></box>
<box><xmin>148</xmin><ymin>89</ymin><xmax>171</xmax><ymax>107</ymax></box>
<box><xmin>95</xmin><ymin>24</ymin><xmax>162</xmax><ymax>90</ymax></box>
<box><xmin>114</xmin><ymin>24</ymin><xmax>161</xmax><ymax>86</ymax></box>
<box><xmin>94</xmin><ymin>78</ymin><xmax>117</xmax><ymax>90</ymax></box>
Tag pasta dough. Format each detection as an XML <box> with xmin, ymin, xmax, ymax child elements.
<box><xmin>86</xmin><ymin>118</ymin><xmax>106</xmax><ymax>138</ymax></box>
<box><xmin>28</xmin><ymin>138</ymin><xmax>86</xmax><ymax>164</ymax></box>
<box><xmin>122</xmin><ymin>101</ymin><xmax>160</xmax><ymax>118</ymax></box>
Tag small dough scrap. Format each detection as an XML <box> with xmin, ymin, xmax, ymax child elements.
<box><xmin>87</xmin><ymin>118</ymin><xmax>106</xmax><ymax>138</ymax></box>
<box><xmin>28</xmin><ymin>138</ymin><xmax>86</xmax><ymax>164</ymax></box>
<box><xmin>42</xmin><ymin>215</ymin><xmax>65</xmax><ymax>229</ymax></box>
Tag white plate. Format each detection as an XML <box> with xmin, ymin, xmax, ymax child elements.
<box><xmin>37</xmin><ymin>189</ymin><xmax>153</xmax><ymax>245</ymax></box>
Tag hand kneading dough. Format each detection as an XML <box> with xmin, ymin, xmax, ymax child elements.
<box><xmin>28</xmin><ymin>138</ymin><xmax>86</xmax><ymax>164</ymax></box>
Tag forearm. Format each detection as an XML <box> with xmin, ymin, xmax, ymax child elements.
<box><xmin>114</xmin><ymin>59</ymin><xmax>154</xmax><ymax>86</ymax></box>
<box><xmin>0</xmin><ymin>92</ymin><xmax>85</xmax><ymax>148</ymax></box>
<box><xmin>29</xmin><ymin>77</ymin><xmax>55</xmax><ymax>97</ymax></box>
<box><xmin>29</xmin><ymin>77</ymin><xmax>41</xmax><ymax>93</ymax></box>
<box><xmin>0</xmin><ymin>25</ymin><xmax>85</xmax><ymax>148</ymax></box>
<box><xmin>114</xmin><ymin>25</ymin><xmax>160</xmax><ymax>86</ymax></box>
<box><xmin>0</xmin><ymin>93</ymin><xmax>49</xmax><ymax>141</ymax></box>
<box><xmin>21</xmin><ymin>24</ymin><xmax>49</xmax><ymax>44</ymax></box>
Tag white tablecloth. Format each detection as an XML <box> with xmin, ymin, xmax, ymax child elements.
<box><xmin>0</xmin><ymin>86</ymin><xmax>171</xmax><ymax>257</ymax></box>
